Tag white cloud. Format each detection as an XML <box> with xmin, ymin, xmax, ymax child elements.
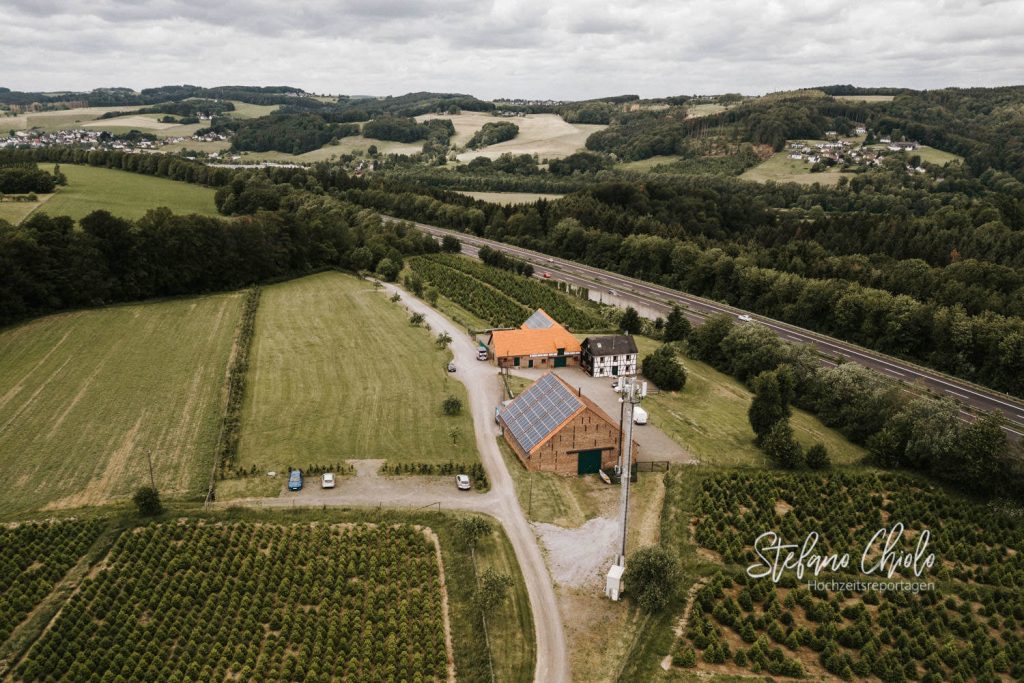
<box><xmin>1</xmin><ymin>0</ymin><xmax>1022</xmax><ymax>98</ymax></box>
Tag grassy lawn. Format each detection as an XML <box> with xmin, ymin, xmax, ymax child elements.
<box><xmin>0</xmin><ymin>195</ymin><xmax>53</xmax><ymax>224</ymax></box>
<box><xmin>915</xmin><ymin>144</ymin><xmax>962</xmax><ymax>165</ymax></box>
<box><xmin>740</xmin><ymin>151</ymin><xmax>843</xmax><ymax>186</ymax></box>
<box><xmin>236</xmin><ymin>272</ymin><xmax>478</xmax><ymax>474</ymax></box>
<box><xmin>633</xmin><ymin>337</ymin><xmax>866</xmax><ymax>467</ymax></box>
<box><xmin>0</xmin><ymin>292</ymin><xmax>241</xmax><ymax>520</ymax></box>
<box><xmin>457</xmin><ymin>191</ymin><xmax>565</xmax><ymax>205</ymax></box>
<box><xmin>33</xmin><ymin>163</ymin><xmax>219</xmax><ymax>221</ymax></box>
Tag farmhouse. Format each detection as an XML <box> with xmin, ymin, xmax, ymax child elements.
<box><xmin>498</xmin><ymin>373</ymin><xmax>638</xmax><ymax>475</ymax></box>
<box><xmin>488</xmin><ymin>309</ymin><xmax>581</xmax><ymax>369</ymax></box>
<box><xmin>581</xmin><ymin>335</ymin><xmax>638</xmax><ymax>377</ymax></box>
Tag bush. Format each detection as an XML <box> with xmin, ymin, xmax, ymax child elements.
<box><xmin>441</xmin><ymin>235</ymin><xmax>461</xmax><ymax>252</ymax></box>
<box><xmin>624</xmin><ymin>546</ymin><xmax>682</xmax><ymax>612</ymax></box>
<box><xmin>762</xmin><ymin>420</ymin><xmax>803</xmax><ymax>469</ymax></box>
<box><xmin>642</xmin><ymin>345</ymin><xmax>687</xmax><ymax>391</ymax></box>
<box><xmin>133</xmin><ymin>486</ymin><xmax>163</xmax><ymax>516</ymax></box>
<box><xmin>805</xmin><ymin>443</ymin><xmax>831</xmax><ymax>469</ymax></box>
<box><xmin>442</xmin><ymin>395</ymin><xmax>462</xmax><ymax>416</ymax></box>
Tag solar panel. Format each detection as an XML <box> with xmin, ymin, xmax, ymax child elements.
<box><xmin>522</xmin><ymin>310</ymin><xmax>554</xmax><ymax>329</ymax></box>
<box><xmin>499</xmin><ymin>374</ymin><xmax>582</xmax><ymax>452</ymax></box>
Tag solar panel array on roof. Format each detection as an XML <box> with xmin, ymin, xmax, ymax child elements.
<box><xmin>500</xmin><ymin>374</ymin><xmax>582</xmax><ymax>452</ymax></box>
<box><xmin>522</xmin><ymin>309</ymin><xmax>554</xmax><ymax>330</ymax></box>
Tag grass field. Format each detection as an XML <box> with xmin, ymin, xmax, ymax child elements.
<box><xmin>31</xmin><ymin>163</ymin><xmax>219</xmax><ymax>221</ymax></box>
<box><xmin>633</xmin><ymin>337</ymin><xmax>865</xmax><ymax>467</ymax></box>
<box><xmin>3</xmin><ymin>106</ymin><xmax>127</xmax><ymax>132</ymax></box>
<box><xmin>458</xmin><ymin>190</ymin><xmax>565</xmax><ymax>205</ymax></box>
<box><xmin>224</xmin><ymin>101</ymin><xmax>281</xmax><ymax>118</ymax></box>
<box><xmin>0</xmin><ymin>292</ymin><xmax>241</xmax><ymax>519</ymax></box>
<box><xmin>452</xmin><ymin>112</ymin><xmax>604</xmax><ymax>162</ymax></box>
<box><xmin>617</xmin><ymin>155</ymin><xmax>685</xmax><ymax>172</ymax></box>
<box><xmin>835</xmin><ymin>94</ymin><xmax>896</xmax><ymax>102</ymax></box>
<box><xmin>915</xmin><ymin>144</ymin><xmax>962</xmax><ymax>165</ymax></box>
<box><xmin>0</xmin><ymin>196</ymin><xmax>53</xmax><ymax>224</ymax></box>
<box><xmin>740</xmin><ymin>151</ymin><xmax>843</xmax><ymax>186</ymax></box>
<box><xmin>685</xmin><ymin>103</ymin><xmax>727</xmax><ymax>118</ymax></box>
<box><xmin>236</xmin><ymin>272</ymin><xmax>479</xmax><ymax>473</ymax></box>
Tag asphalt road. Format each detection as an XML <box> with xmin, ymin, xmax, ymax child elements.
<box><xmin>403</xmin><ymin>219</ymin><xmax>1024</xmax><ymax>438</ymax></box>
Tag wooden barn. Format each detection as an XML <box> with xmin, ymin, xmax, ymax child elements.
<box><xmin>498</xmin><ymin>372</ymin><xmax>638</xmax><ymax>475</ymax></box>
<box><xmin>488</xmin><ymin>309</ymin><xmax>581</xmax><ymax>370</ymax></box>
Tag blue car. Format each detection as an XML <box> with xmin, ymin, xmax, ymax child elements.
<box><xmin>288</xmin><ymin>470</ymin><xmax>303</xmax><ymax>491</ymax></box>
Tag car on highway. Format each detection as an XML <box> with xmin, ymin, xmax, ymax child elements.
<box><xmin>288</xmin><ymin>470</ymin><xmax>303</xmax><ymax>491</ymax></box>
<box><xmin>542</xmin><ymin>271</ymin><xmax>551</xmax><ymax>278</ymax></box>
<box><xmin>321</xmin><ymin>472</ymin><xmax>335</xmax><ymax>489</ymax></box>
<box><xmin>609</xmin><ymin>289</ymin><xmax>617</xmax><ymax>295</ymax></box>
<box><xmin>456</xmin><ymin>474</ymin><xmax>471</xmax><ymax>490</ymax></box>
<box><xmin>737</xmin><ymin>314</ymin><xmax>753</xmax><ymax>323</ymax></box>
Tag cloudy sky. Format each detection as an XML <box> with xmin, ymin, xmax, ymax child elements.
<box><xmin>2</xmin><ymin>0</ymin><xmax>1022</xmax><ymax>99</ymax></box>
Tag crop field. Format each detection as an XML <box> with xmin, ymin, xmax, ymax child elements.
<box><xmin>12</xmin><ymin>522</ymin><xmax>451</xmax><ymax>682</ymax></box>
<box><xmin>451</xmin><ymin>112</ymin><xmax>605</xmax><ymax>162</ymax></box>
<box><xmin>31</xmin><ymin>163</ymin><xmax>219</xmax><ymax>221</ymax></box>
<box><xmin>0</xmin><ymin>292</ymin><xmax>241</xmax><ymax>519</ymax></box>
<box><xmin>236</xmin><ymin>272</ymin><xmax>478</xmax><ymax>473</ymax></box>
<box><xmin>0</xmin><ymin>519</ymin><xmax>106</xmax><ymax>644</ymax></box>
<box><xmin>632</xmin><ymin>337</ymin><xmax>865</xmax><ymax>467</ymax></box>
<box><xmin>740</xmin><ymin>152</ymin><xmax>843</xmax><ymax>186</ymax></box>
<box><xmin>665</xmin><ymin>471</ymin><xmax>1024</xmax><ymax>681</ymax></box>
<box><xmin>458</xmin><ymin>190</ymin><xmax>565</xmax><ymax>205</ymax></box>
<box><xmin>408</xmin><ymin>254</ymin><xmax>606</xmax><ymax>330</ymax></box>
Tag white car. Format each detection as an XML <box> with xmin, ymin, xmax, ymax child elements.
<box><xmin>321</xmin><ymin>472</ymin><xmax>335</xmax><ymax>489</ymax></box>
<box><xmin>456</xmin><ymin>474</ymin><xmax>471</xmax><ymax>490</ymax></box>
<box><xmin>737</xmin><ymin>314</ymin><xmax>753</xmax><ymax>323</ymax></box>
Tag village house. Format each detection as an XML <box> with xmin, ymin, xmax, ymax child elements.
<box><xmin>580</xmin><ymin>335</ymin><xmax>638</xmax><ymax>377</ymax></box>
<box><xmin>498</xmin><ymin>372</ymin><xmax>638</xmax><ymax>475</ymax></box>
<box><xmin>488</xmin><ymin>309</ymin><xmax>581</xmax><ymax>369</ymax></box>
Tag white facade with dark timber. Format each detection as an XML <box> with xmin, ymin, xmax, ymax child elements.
<box><xmin>580</xmin><ymin>335</ymin><xmax>639</xmax><ymax>377</ymax></box>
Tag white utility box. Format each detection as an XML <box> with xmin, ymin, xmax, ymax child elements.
<box><xmin>606</xmin><ymin>563</ymin><xmax>625</xmax><ymax>601</ymax></box>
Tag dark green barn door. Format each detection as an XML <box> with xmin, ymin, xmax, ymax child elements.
<box><xmin>554</xmin><ymin>356</ymin><xmax>567</xmax><ymax>368</ymax></box>
<box><xmin>577</xmin><ymin>449</ymin><xmax>602</xmax><ymax>475</ymax></box>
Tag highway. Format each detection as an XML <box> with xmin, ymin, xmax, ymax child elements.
<box><xmin>402</xmin><ymin>219</ymin><xmax>1024</xmax><ymax>438</ymax></box>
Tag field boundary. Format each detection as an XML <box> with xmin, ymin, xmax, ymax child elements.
<box><xmin>207</xmin><ymin>286</ymin><xmax>260</xmax><ymax>504</ymax></box>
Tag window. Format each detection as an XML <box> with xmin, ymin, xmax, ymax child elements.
<box><xmin>557</xmin><ymin>348</ymin><xmax>565</xmax><ymax>355</ymax></box>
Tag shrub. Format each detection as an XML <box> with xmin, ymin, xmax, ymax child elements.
<box><xmin>805</xmin><ymin>443</ymin><xmax>831</xmax><ymax>469</ymax></box>
<box><xmin>624</xmin><ymin>546</ymin><xmax>683</xmax><ymax>612</ymax></box>
<box><xmin>133</xmin><ymin>486</ymin><xmax>163</xmax><ymax>516</ymax></box>
<box><xmin>642</xmin><ymin>345</ymin><xmax>687</xmax><ymax>391</ymax></box>
<box><xmin>442</xmin><ymin>395</ymin><xmax>462</xmax><ymax>416</ymax></box>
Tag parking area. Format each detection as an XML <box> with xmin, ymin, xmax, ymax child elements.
<box><xmin>507</xmin><ymin>367</ymin><xmax>694</xmax><ymax>464</ymax></box>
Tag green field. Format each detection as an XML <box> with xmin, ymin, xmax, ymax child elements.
<box><xmin>740</xmin><ymin>152</ymin><xmax>843</xmax><ymax>185</ymax></box>
<box><xmin>458</xmin><ymin>191</ymin><xmax>565</xmax><ymax>205</ymax></box>
<box><xmin>0</xmin><ymin>196</ymin><xmax>53</xmax><ymax>224</ymax></box>
<box><xmin>633</xmin><ymin>337</ymin><xmax>865</xmax><ymax>467</ymax></box>
<box><xmin>236</xmin><ymin>272</ymin><xmax>479</xmax><ymax>473</ymax></box>
<box><xmin>914</xmin><ymin>144</ymin><xmax>962</xmax><ymax>165</ymax></box>
<box><xmin>30</xmin><ymin>163</ymin><xmax>219</xmax><ymax>222</ymax></box>
<box><xmin>0</xmin><ymin>292</ymin><xmax>241</xmax><ymax>519</ymax></box>
<box><xmin>225</xmin><ymin>101</ymin><xmax>281</xmax><ymax>119</ymax></box>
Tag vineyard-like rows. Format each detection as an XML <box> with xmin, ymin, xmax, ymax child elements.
<box><xmin>407</xmin><ymin>256</ymin><xmax>528</xmax><ymax>328</ymax></box>
<box><xmin>673</xmin><ymin>472</ymin><xmax>1024</xmax><ymax>681</ymax></box>
<box><xmin>0</xmin><ymin>519</ymin><xmax>105</xmax><ymax>643</ymax></box>
<box><xmin>14</xmin><ymin>522</ymin><xmax>448</xmax><ymax>683</ymax></box>
<box><xmin>412</xmin><ymin>254</ymin><xmax>605</xmax><ymax>329</ymax></box>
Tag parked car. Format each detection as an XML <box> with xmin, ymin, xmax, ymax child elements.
<box><xmin>288</xmin><ymin>470</ymin><xmax>303</xmax><ymax>491</ymax></box>
<box><xmin>477</xmin><ymin>348</ymin><xmax>488</xmax><ymax>361</ymax></box>
<box><xmin>447</xmin><ymin>361</ymin><xmax>456</xmax><ymax>372</ymax></box>
<box><xmin>633</xmin><ymin>406</ymin><xmax>649</xmax><ymax>425</ymax></box>
<box><xmin>456</xmin><ymin>474</ymin><xmax>471</xmax><ymax>490</ymax></box>
<box><xmin>737</xmin><ymin>314</ymin><xmax>753</xmax><ymax>323</ymax></box>
<box><xmin>321</xmin><ymin>472</ymin><xmax>335</xmax><ymax>489</ymax></box>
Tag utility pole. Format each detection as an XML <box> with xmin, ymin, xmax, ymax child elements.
<box><xmin>145</xmin><ymin>449</ymin><xmax>157</xmax><ymax>491</ymax></box>
<box><xmin>616</xmin><ymin>377</ymin><xmax>641</xmax><ymax>566</ymax></box>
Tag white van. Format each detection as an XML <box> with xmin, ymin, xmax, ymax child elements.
<box><xmin>632</xmin><ymin>407</ymin><xmax>649</xmax><ymax>425</ymax></box>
